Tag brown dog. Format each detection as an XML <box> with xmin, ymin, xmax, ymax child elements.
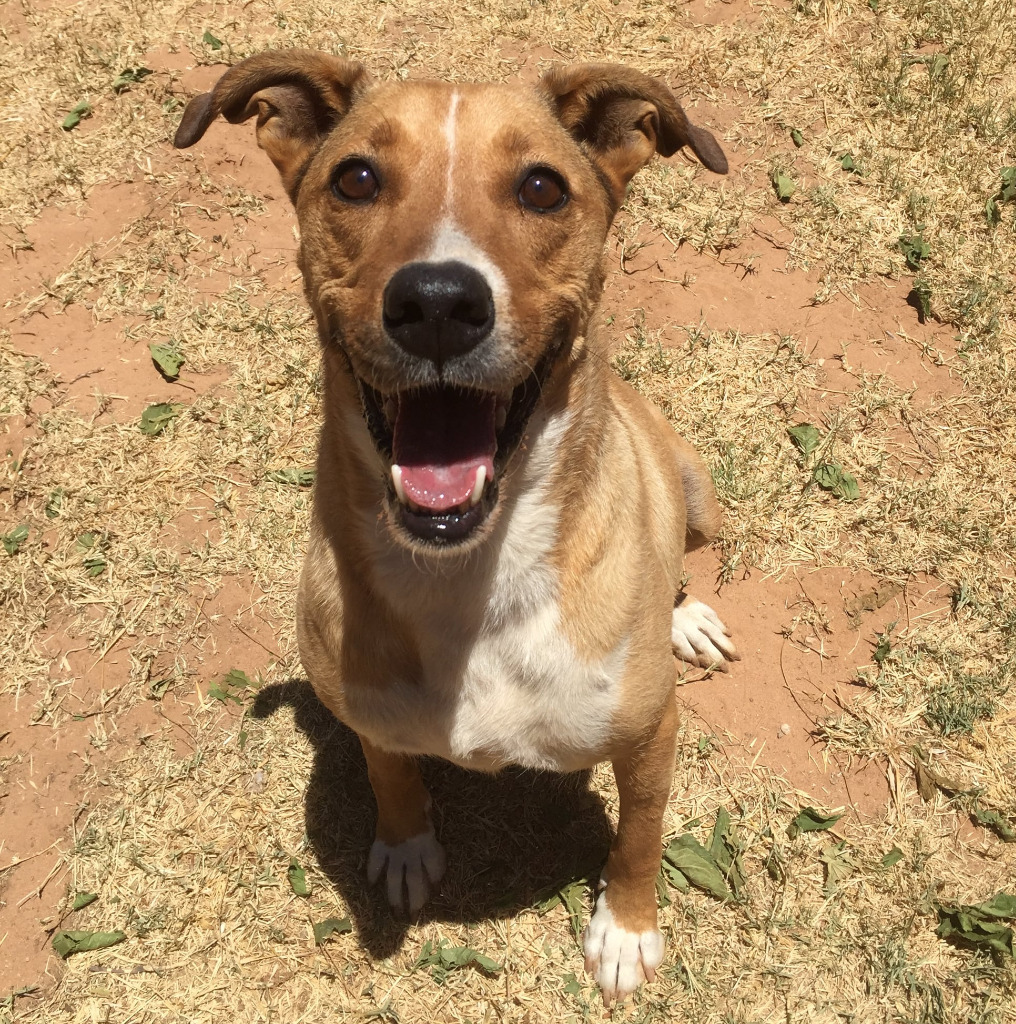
<box><xmin>175</xmin><ymin>51</ymin><xmax>737</xmax><ymax>1005</ymax></box>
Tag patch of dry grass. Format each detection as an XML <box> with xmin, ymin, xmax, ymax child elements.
<box><xmin>2</xmin><ymin>0</ymin><xmax>1015</xmax><ymax>1021</ymax></box>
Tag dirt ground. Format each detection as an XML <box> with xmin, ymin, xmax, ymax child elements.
<box><xmin>1</xmin><ymin>0</ymin><xmax>1014</xmax><ymax>1021</ymax></box>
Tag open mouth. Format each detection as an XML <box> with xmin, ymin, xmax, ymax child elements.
<box><xmin>357</xmin><ymin>363</ymin><xmax>547</xmax><ymax>545</ymax></box>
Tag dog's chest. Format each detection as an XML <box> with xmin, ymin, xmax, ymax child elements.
<box><xmin>356</xmin><ymin>578</ymin><xmax>627</xmax><ymax>773</ymax></box>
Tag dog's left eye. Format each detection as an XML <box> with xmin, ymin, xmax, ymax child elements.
<box><xmin>518</xmin><ymin>168</ymin><xmax>568</xmax><ymax>212</ymax></box>
<box><xmin>332</xmin><ymin>159</ymin><xmax>381</xmax><ymax>203</ymax></box>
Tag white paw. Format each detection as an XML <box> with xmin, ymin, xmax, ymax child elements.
<box><xmin>672</xmin><ymin>597</ymin><xmax>739</xmax><ymax>670</ymax></box>
<box><xmin>582</xmin><ymin>889</ymin><xmax>665</xmax><ymax>1007</ymax></box>
<box><xmin>366</xmin><ymin>828</ymin><xmax>446</xmax><ymax>915</ymax></box>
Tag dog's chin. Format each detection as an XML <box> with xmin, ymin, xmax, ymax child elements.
<box><xmin>354</xmin><ymin>359</ymin><xmax>550</xmax><ymax>553</ymax></box>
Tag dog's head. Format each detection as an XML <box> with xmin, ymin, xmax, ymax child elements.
<box><xmin>175</xmin><ymin>51</ymin><xmax>726</xmax><ymax>553</ymax></box>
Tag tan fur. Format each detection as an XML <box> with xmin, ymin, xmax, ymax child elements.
<box><xmin>175</xmin><ymin>52</ymin><xmax>733</xmax><ymax>1002</ymax></box>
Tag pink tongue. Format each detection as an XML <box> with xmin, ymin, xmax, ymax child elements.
<box><xmin>393</xmin><ymin>389</ymin><xmax>496</xmax><ymax>512</ymax></box>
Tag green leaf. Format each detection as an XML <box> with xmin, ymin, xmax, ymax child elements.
<box><xmin>787</xmin><ymin>806</ymin><xmax>843</xmax><ymax>839</ymax></box>
<box><xmin>771</xmin><ymin>170</ymin><xmax>795</xmax><ymax>202</ymax></box>
<box><xmin>77</xmin><ymin>531</ymin><xmax>97</xmax><ymax>550</ymax></box>
<box><xmin>207</xmin><ymin>682</ymin><xmax>241</xmax><ymax>705</ymax></box>
<box><xmin>881</xmin><ymin>847</ymin><xmax>904</xmax><ymax>867</ymax></box>
<box><xmin>287</xmin><ymin>858</ymin><xmax>310</xmax><ymax>896</ymax></box>
<box><xmin>873</xmin><ymin>626</ymin><xmax>893</xmax><ymax>665</ymax></box>
<box><xmin>72</xmin><ymin>892</ymin><xmax>98</xmax><ymax>911</ymax></box>
<box><xmin>52</xmin><ymin>929</ymin><xmax>126</xmax><ymax>959</ymax></box>
<box><xmin>709</xmin><ymin>807</ymin><xmax>746</xmax><ymax>897</ymax></box>
<box><xmin>139</xmin><ymin>402</ymin><xmax>182</xmax><ymax>436</ymax></box>
<box><xmin>312</xmin><ymin>916</ymin><xmax>351</xmax><ymax>945</ymax></box>
<box><xmin>788</xmin><ymin>423</ymin><xmax>821</xmax><ymax>458</ymax></box>
<box><xmin>558</xmin><ymin>879</ymin><xmax>587</xmax><ymax>941</ymax></box>
<box><xmin>790</xmin><ymin>128</ymin><xmax>804</xmax><ymax>147</ymax></box>
<box><xmin>972</xmin><ymin>807</ymin><xmax>1016</xmax><ymax>843</ymax></box>
<box><xmin>83</xmin><ymin>556</ymin><xmax>107</xmax><ymax>577</ymax></box>
<box><xmin>224</xmin><ymin>669</ymin><xmax>254</xmax><ymax>690</ymax></box>
<box><xmin>62</xmin><ymin>100</ymin><xmax>92</xmax><ymax>131</ymax></box>
<box><xmin>819</xmin><ymin>841</ymin><xmax>852</xmax><ymax>896</ymax></box>
<box><xmin>661</xmin><ymin>859</ymin><xmax>689</xmax><ymax>892</ymax></box>
<box><xmin>266</xmin><ymin>467</ymin><xmax>315</xmax><ymax>487</ymax></box>
<box><xmin>986</xmin><ymin>196</ymin><xmax>1000</xmax><ymax>226</ymax></box>
<box><xmin>908</xmin><ymin>280</ymin><xmax>933</xmax><ymax>323</ymax></box>
<box><xmin>45</xmin><ymin>488</ymin><xmax>64</xmax><ymax>518</ymax></box>
<box><xmin>111</xmin><ymin>67</ymin><xmax>153</xmax><ymax>93</ymax></box>
<box><xmin>664</xmin><ymin>834</ymin><xmax>730</xmax><ymax>900</ymax></box>
<box><xmin>562</xmin><ymin>971</ymin><xmax>582</xmax><ymax>997</ymax></box>
<box><xmin>935</xmin><ymin>892</ymin><xmax>1016</xmax><ymax>958</ymax></box>
<box><xmin>813</xmin><ymin>463</ymin><xmax>860</xmax><ymax>501</ymax></box>
<box><xmin>898</xmin><ymin>232</ymin><xmax>930</xmax><ymax>270</ymax></box>
<box><xmin>202</xmin><ymin>29</ymin><xmax>223</xmax><ymax>49</ymax></box>
<box><xmin>868</xmin><ymin>0</ymin><xmax>879</xmax><ymax>11</ymax></box>
<box><xmin>840</xmin><ymin>153</ymin><xmax>859</xmax><ymax>174</ymax></box>
<box><xmin>149</xmin><ymin>343</ymin><xmax>184</xmax><ymax>380</ymax></box>
<box><xmin>1000</xmin><ymin>166</ymin><xmax>1016</xmax><ymax>202</ymax></box>
<box><xmin>1</xmin><ymin>524</ymin><xmax>29</xmax><ymax>556</ymax></box>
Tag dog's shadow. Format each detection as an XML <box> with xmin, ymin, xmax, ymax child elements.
<box><xmin>251</xmin><ymin>679</ymin><xmax>611</xmax><ymax>958</ymax></box>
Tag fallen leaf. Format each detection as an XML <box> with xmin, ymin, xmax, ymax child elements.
<box><xmin>790</xmin><ymin>128</ymin><xmax>804</xmax><ymax>147</ymax></box>
<box><xmin>266</xmin><ymin>468</ymin><xmax>315</xmax><ymax>487</ymax></box>
<box><xmin>907</xmin><ymin>281</ymin><xmax>933</xmax><ymax>323</ymax></box>
<box><xmin>881</xmin><ymin>847</ymin><xmax>904</xmax><ymax>867</ymax></box>
<box><xmin>149</xmin><ymin>343</ymin><xmax>184</xmax><ymax>381</ymax></box>
<box><xmin>62</xmin><ymin>100</ymin><xmax>92</xmax><ymax>131</ymax></box>
<box><xmin>287</xmin><ymin>859</ymin><xmax>310</xmax><ymax>896</ymax></box>
<box><xmin>787</xmin><ymin>806</ymin><xmax>843</xmax><ymax>839</ymax></box>
<box><xmin>935</xmin><ymin>892</ymin><xmax>1016</xmax><ymax>959</ymax></box>
<box><xmin>202</xmin><ymin>29</ymin><xmax>223</xmax><ymax>49</ymax></box>
<box><xmin>788</xmin><ymin>423</ymin><xmax>821</xmax><ymax>458</ymax></box>
<box><xmin>2</xmin><ymin>524</ymin><xmax>29</xmax><ymax>556</ymax></box>
<box><xmin>844</xmin><ymin>581</ymin><xmax>902</xmax><ymax>623</ymax></box>
<box><xmin>52</xmin><ymin>930</ymin><xmax>126</xmax><ymax>959</ymax></box>
<box><xmin>820</xmin><ymin>841</ymin><xmax>852</xmax><ymax>895</ymax></box>
<box><xmin>313</xmin><ymin>916</ymin><xmax>351</xmax><ymax>945</ymax></box>
<box><xmin>112</xmin><ymin>67</ymin><xmax>153</xmax><ymax>93</ymax></box>
<box><xmin>972</xmin><ymin>807</ymin><xmax>1016</xmax><ymax>843</ymax></box>
<box><xmin>72</xmin><ymin>892</ymin><xmax>98</xmax><ymax>911</ymax></box>
<box><xmin>664</xmin><ymin>834</ymin><xmax>730</xmax><ymax>900</ymax></box>
<box><xmin>709</xmin><ymin>807</ymin><xmax>746</xmax><ymax>896</ymax></box>
<box><xmin>139</xmin><ymin>402</ymin><xmax>181</xmax><ymax>436</ymax></box>
<box><xmin>771</xmin><ymin>170</ymin><xmax>795</xmax><ymax>202</ymax></box>
<box><xmin>898</xmin><ymin>231</ymin><xmax>930</xmax><ymax>270</ymax></box>
<box><xmin>45</xmin><ymin>489</ymin><xmax>64</xmax><ymax>519</ymax></box>
<box><xmin>813</xmin><ymin>463</ymin><xmax>860</xmax><ymax>501</ymax></box>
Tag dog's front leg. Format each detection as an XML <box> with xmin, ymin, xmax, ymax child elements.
<box><xmin>360</xmin><ymin>735</ymin><xmax>446</xmax><ymax>915</ymax></box>
<box><xmin>583</xmin><ymin>692</ymin><xmax>679</xmax><ymax>1006</ymax></box>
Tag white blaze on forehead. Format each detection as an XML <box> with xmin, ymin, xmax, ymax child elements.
<box><xmin>427</xmin><ymin>89</ymin><xmax>510</xmax><ymax>307</ymax></box>
<box><xmin>443</xmin><ymin>90</ymin><xmax>460</xmax><ymax>205</ymax></box>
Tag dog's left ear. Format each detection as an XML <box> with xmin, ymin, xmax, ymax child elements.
<box><xmin>540</xmin><ymin>64</ymin><xmax>727</xmax><ymax>200</ymax></box>
<box><xmin>173</xmin><ymin>49</ymin><xmax>371</xmax><ymax>200</ymax></box>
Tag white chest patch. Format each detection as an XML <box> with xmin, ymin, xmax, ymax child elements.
<box><xmin>346</xmin><ymin>411</ymin><xmax>628</xmax><ymax>773</ymax></box>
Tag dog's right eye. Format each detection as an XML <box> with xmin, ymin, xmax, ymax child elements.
<box><xmin>331</xmin><ymin>159</ymin><xmax>381</xmax><ymax>203</ymax></box>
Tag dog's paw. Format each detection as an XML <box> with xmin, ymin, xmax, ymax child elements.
<box><xmin>583</xmin><ymin>889</ymin><xmax>664</xmax><ymax>1007</ymax></box>
<box><xmin>671</xmin><ymin>597</ymin><xmax>739</xmax><ymax>670</ymax></box>
<box><xmin>367</xmin><ymin>828</ymin><xmax>446</xmax><ymax>915</ymax></box>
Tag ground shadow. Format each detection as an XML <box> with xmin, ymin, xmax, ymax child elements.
<box><xmin>251</xmin><ymin>679</ymin><xmax>612</xmax><ymax>959</ymax></box>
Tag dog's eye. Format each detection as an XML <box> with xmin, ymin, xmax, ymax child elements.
<box><xmin>332</xmin><ymin>159</ymin><xmax>380</xmax><ymax>203</ymax></box>
<box><xmin>518</xmin><ymin>168</ymin><xmax>568</xmax><ymax>212</ymax></box>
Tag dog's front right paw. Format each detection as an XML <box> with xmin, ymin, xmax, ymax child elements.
<box><xmin>671</xmin><ymin>597</ymin><xmax>739</xmax><ymax>671</ymax></box>
<box><xmin>367</xmin><ymin>828</ymin><xmax>446</xmax><ymax>915</ymax></box>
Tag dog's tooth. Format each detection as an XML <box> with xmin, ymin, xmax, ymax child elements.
<box><xmin>391</xmin><ymin>464</ymin><xmax>407</xmax><ymax>504</ymax></box>
<box><xmin>469</xmin><ymin>465</ymin><xmax>486</xmax><ymax>507</ymax></box>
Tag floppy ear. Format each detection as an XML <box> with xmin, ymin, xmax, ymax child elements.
<box><xmin>539</xmin><ymin>63</ymin><xmax>727</xmax><ymax>201</ymax></box>
<box><xmin>173</xmin><ymin>49</ymin><xmax>371</xmax><ymax>200</ymax></box>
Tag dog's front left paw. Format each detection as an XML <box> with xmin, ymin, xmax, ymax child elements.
<box><xmin>367</xmin><ymin>827</ymin><xmax>446</xmax><ymax>915</ymax></box>
<box><xmin>583</xmin><ymin>889</ymin><xmax>665</xmax><ymax>1007</ymax></box>
<box><xmin>671</xmin><ymin>597</ymin><xmax>740</xmax><ymax>671</ymax></box>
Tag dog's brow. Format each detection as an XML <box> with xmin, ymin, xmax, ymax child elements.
<box><xmin>368</xmin><ymin>113</ymin><xmax>401</xmax><ymax>149</ymax></box>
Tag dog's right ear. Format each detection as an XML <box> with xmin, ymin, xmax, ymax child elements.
<box><xmin>173</xmin><ymin>49</ymin><xmax>371</xmax><ymax>200</ymax></box>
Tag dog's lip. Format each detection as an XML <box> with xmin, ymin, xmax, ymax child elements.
<box><xmin>352</xmin><ymin>359</ymin><xmax>552</xmax><ymax>545</ymax></box>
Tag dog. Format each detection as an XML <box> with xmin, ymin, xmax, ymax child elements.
<box><xmin>174</xmin><ymin>50</ymin><xmax>737</xmax><ymax>1005</ymax></box>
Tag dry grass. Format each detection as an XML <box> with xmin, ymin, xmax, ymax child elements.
<box><xmin>2</xmin><ymin>0</ymin><xmax>1015</xmax><ymax>1021</ymax></box>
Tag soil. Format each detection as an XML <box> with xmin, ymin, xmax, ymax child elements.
<box><xmin>0</xmin><ymin>44</ymin><xmax>963</xmax><ymax>999</ymax></box>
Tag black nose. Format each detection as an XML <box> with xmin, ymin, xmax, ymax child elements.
<box><xmin>383</xmin><ymin>260</ymin><xmax>494</xmax><ymax>365</ymax></box>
